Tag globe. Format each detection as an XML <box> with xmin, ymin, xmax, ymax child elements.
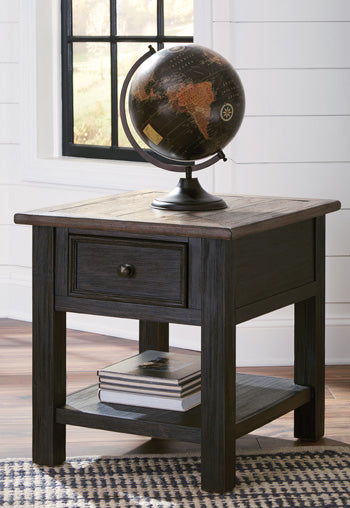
<box><xmin>120</xmin><ymin>44</ymin><xmax>245</xmax><ymax>210</ymax></box>
<box><xmin>128</xmin><ymin>44</ymin><xmax>245</xmax><ymax>163</ymax></box>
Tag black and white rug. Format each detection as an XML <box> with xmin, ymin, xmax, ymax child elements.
<box><xmin>1</xmin><ymin>447</ymin><xmax>349</xmax><ymax>507</ymax></box>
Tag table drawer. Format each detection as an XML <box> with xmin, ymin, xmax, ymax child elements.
<box><xmin>68</xmin><ymin>235</ymin><xmax>187</xmax><ymax>307</ymax></box>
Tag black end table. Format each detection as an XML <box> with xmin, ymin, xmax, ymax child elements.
<box><xmin>14</xmin><ymin>191</ymin><xmax>341</xmax><ymax>493</ymax></box>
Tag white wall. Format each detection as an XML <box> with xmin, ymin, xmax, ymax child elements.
<box><xmin>212</xmin><ymin>0</ymin><xmax>350</xmax><ymax>364</ymax></box>
<box><xmin>1</xmin><ymin>0</ymin><xmax>349</xmax><ymax>365</ymax></box>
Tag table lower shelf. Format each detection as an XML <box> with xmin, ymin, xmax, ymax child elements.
<box><xmin>56</xmin><ymin>373</ymin><xmax>311</xmax><ymax>443</ymax></box>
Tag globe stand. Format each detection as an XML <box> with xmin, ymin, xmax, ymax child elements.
<box><xmin>151</xmin><ymin>167</ymin><xmax>227</xmax><ymax>211</ymax></box>
<box><xmin>119</xmin><ymin>46</ymin><xmax>233</xmax><ymax>212</ymax></box>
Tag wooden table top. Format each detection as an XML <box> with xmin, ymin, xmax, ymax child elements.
<box><xmin>14</xmin><ymin>190</ymin><xmax>341</xmax><ymax>240</ymax></box>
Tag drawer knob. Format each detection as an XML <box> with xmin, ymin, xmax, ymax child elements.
<box><xmin>117</xmin><ymin>263</ymin><xmax>135</xmax><ymax>278</ymax></box>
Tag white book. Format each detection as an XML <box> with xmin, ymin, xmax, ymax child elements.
<box><xmin>98</xmin><ymin>387</ymin><xmax>201</xmax><ymax>412</ymax></box>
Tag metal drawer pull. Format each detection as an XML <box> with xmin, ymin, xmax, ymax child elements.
<box><xmin>117</xmin><ymin>263</ymin><xmax>135</xmax><ymax>278</ymax></box>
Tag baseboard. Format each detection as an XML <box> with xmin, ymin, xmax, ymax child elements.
<box><xmin>2</xmin><ymin>278</ymin><xmax>350</xmax><ymax>366</ymax></box>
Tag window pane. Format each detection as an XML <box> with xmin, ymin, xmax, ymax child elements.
<box><xmin>117</xmin><ymin>0</ymin><xmax>157</xmax><ymax>36</ymax></box>
<box><xmin>164</xmin><ymin>0</ymin><xmax>193</xmax><ymax>36</ymax></box>
<box><xmin>117</xmin><ymin>43</ymin><xmax>151</xmax><ymax>149</ymax></box>
<box><xmin>72</xmin><ymin>0</ymin><xmax>110</xmax><ymax>36</ymax></box>
<box><xmin>73</xmin><ymin>43</ymin><xmax>111</xmax><ymax>146</ymax></box>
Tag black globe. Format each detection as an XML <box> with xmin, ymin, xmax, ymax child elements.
<box><xmin>128</xmin><ymin>44</ymin><xmax>245</xmax><ymax>162</ymax></box>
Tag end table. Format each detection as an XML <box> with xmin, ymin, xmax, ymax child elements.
<box><xmin>14</xmin><ymin>191</ymin><xmax>340</xmax><ymax>493</ymax></box>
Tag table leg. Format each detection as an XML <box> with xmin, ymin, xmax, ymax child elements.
<box><xmin>201</xmin><ymin>238</ymin><xmax>236</xmax><ymax>493</ymax></box>
<box><xmin>32</xmin><ymin>226</ymin><xmax>66</xmax><ymax>465</ymax></box>
<box><xmin>139</xmin><ymin>320</ymin><xmax>169</xmax><ymax>353</ymax></box>
<box><xmin>294</xmin><ymin>217</ymin><xmax>325</xmax><ymax>440</ymax></box>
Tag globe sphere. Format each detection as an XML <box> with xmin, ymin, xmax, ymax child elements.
<box><xmin>128</xmin><ymin>44</ymin><xmax>245</xmax><ymax>163</ymax></box>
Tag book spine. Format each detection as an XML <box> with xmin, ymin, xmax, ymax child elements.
<box><xmin>98</xmin><ymin>388</ymin><xmax>201</xmax><ymax>411</ymax></box>
<box><xmin>97</xmin><ymin>372</ymin><xmax>201</xmax><ymax>387</ymax></box>
<box><xmin>98</xmin><ymin>377</ymin><xmax>201</xmax><ymax>393</ymax></box>
<box><xmin>98</xmin><ymin>383</ymin><xmax>201</xmax><ymax>398</ymax></box>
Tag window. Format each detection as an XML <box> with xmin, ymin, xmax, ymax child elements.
<box><xmin>61</xmin><ymin>0</ymin><xmax>194</xmax><ymax>161</ymax></box>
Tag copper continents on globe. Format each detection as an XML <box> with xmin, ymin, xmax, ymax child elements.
<box><xmin>129</xmin><ymin>44</ymin><xmax>245</xmax><ymax>163</ymax></box>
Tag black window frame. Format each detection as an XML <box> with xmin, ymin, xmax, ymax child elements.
<box><xmin>61</xmin><ymin>0</ymin><xmax>194</xmax><ymax>161</ymax></box>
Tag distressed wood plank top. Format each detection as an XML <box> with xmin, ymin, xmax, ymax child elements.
<box><xmin>14</xmin><ymin>190</ymin><xmax>341</xmax><ymax>239</ymax></box>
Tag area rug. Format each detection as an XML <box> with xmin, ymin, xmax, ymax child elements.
<box><xmin>1</xmin><ymin>447</ymin><xmax>349</xmax><ymax>507</ymax></box>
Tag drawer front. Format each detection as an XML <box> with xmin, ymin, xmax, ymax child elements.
<box><xmin>69</xmin><ymin>235</ymin><xmax>187</xmax><ymax>307</ymax></box>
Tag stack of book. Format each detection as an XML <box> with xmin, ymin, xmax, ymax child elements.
<box><xmin>98</xmin><ymin>350</ymin><xmax>201</xmax><ymax>411</ymax></box>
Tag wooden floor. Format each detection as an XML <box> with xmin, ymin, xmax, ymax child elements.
<box><xmin>1</xmin><ymin>318</ymin><xmax>349</xmax><ymax>459</ymax></box>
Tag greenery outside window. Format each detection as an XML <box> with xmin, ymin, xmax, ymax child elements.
<box><xmin>61</xmin><ymin>0</ymin><xmax>194</xmax><ymax>161</ymax></box>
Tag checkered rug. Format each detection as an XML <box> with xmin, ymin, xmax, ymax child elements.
<box><xmin>1</xmin><ymin>447</ymin><xmax>349</xmax><ymax>507</ymax></box>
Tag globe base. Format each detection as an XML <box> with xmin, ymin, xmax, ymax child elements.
<box><xmin>151</xmin><ymin>177</ymin><xmax>227</xmax><ymax>211</ymax></box>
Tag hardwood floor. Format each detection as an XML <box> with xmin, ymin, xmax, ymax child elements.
<box><xmin>1</xmin><ymin>318</ymin><xmax>349</xmax><ymax>459</ymax></box>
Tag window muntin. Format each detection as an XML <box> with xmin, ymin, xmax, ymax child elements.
<box><xmin>62</xmin><ymin>0</ymin><xmax>194</xmax><ymax>161</ymax></box>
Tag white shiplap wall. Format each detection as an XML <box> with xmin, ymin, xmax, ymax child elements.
<box><xmin>0</xmin><ymin>0</ymin><xmax>349</xmax><ymax>365</ymax></box>
<box><xmin>0</xmin><ymin>2</ymin><xmax>20</xmax><ymax>316</ymax></box>
<box><xmin>212</xmin><ymin>0</ymin><xmax>350</xmax><ymax>364</ymax></box>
